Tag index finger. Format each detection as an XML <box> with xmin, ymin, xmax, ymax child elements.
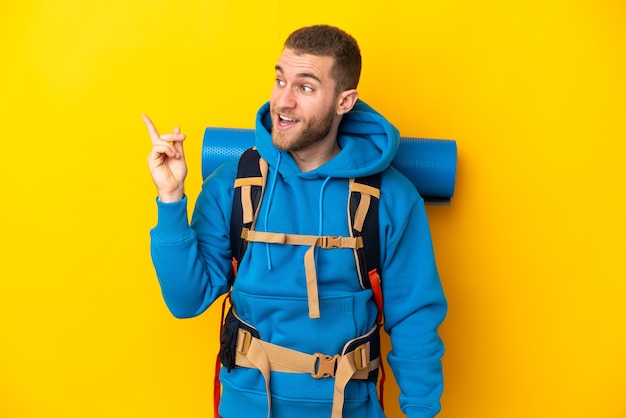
<box><xmin>141</xmin><ymin>114</ymin><xmax>160</xmax><ymax>143</ymax></box>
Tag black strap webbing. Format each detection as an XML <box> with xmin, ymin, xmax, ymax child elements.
<box><xmin>350</xmin><ymin>174</ymin><xmax>382</xmax><ymax>290</ymax></box>
<box><xmin>230</xmin><ymin>148</ymin><xmax>263</xmax><ymax>284</ymax></box>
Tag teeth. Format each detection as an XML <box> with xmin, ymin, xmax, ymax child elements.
<box><xmin>280</xmin><ymin>114</ymin><xmax>296</xmax><ymax>122</ymax></box>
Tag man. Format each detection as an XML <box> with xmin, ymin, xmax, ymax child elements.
<box><xmin>144</xmin><ymin>25</ymin><xmax>446</xmax><ymax>418</ymax></box>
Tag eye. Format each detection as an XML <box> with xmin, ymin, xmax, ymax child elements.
<box><xmin>301</xmin><ymin>85</ymin><xmax>313</xmax><ymax>93</ymax></box>
<box><xmin>276</xmin><ymin>78</ymin><xmax>286</xmax><ymax>87</ymax></box>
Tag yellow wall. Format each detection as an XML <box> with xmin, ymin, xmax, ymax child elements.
<box><xmin>1</xmin><ymin>1</ymin><xmax>625</xmax><ymax>417</ymax></box>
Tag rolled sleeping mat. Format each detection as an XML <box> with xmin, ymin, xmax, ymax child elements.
<box><xmin>202</xmin><ymin>127</ymin><xmax>457</xmax><ymax>205</ymax></box>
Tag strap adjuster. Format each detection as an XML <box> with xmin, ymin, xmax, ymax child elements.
<box><xmin>312</xmin><ymin>353</ymin><xmax>340</xmax><ymax>378</ymax></box>
<box><xmin>237</xmin><ymin>329</ymin><xmax>252</xmax><ymax>355</ymax></box>
<box><xmin>354</xmin><ymin>344</ymin><xmax>368</xmax><ymax>370</ymax></box>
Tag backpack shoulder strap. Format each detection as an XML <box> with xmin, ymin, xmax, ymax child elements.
<box><xmin>349</xmin><ymin>173</ymin><xmax>383</xmax><ymax>322</ymax></box>
<box><xmin>349</xmin><ymin>172</ymin><xmax>386</xmax><ymax>409</ymax></box>
<box><xmin>230</xmin><ymin>148</ymin><xmax>267</xmax><ymax>282</ymax></box>
<box><xmin>349</xmin><ymin>174</ymin><xmax>382</xmax><ymax>288</ymax></box>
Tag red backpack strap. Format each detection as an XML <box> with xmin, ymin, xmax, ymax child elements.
<box><xmin>214</xmin><ymin>292</ymin><xmax>232</xmax><ymax>418</ymax></box>
<box><xmin>368</xmin><ymin>269</ymin><xmax>384</xmax><ymax>325</ymax></box>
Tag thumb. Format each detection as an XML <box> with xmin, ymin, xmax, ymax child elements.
<box><xmin>173</xmin><ymin>137</ymin><xmax>185</xmax><ymax>158</ymax></box>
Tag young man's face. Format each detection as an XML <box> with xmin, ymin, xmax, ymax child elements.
<box><xmin>270</xmin><ymin>48</ymin><xmax>340</xmax><ymax>153</ymax></box>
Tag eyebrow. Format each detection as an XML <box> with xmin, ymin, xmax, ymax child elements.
<box><xmin>275</xmin><ymin>65</ymin><xmax>322</xmax><ymax>83</ymax></box>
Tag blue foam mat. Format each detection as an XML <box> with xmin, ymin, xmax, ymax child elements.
<box><xmin>202</xmin><ymin>127</ymin><xmax>457</xmax><ymax>204</ymax></box>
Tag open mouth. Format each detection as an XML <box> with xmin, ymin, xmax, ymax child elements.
<box><xmin>278</xmin><ymin>113</ymin><xmax>299</xmax><ymax>128</ymax></box>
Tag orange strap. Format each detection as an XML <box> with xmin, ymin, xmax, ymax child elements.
<box><xmin>368</xmin><ymin>268</ymin><xmax>386</xmax><ymax>408</ymax></box>
<box><xmin>242</xmin><ymin>228</ymin><xmax>364</xmax><ymax>319</ymax></box>
<box><xmin>369</xmin><ymin>269</ymin><xmax>383</xmax><ymax>325</ymax></box>
<box><xmin>214</xmin><ymin>292</ymin><xmax>232</xmax><ymax>418</ymax></box>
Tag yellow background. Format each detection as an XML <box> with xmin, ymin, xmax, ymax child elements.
<box><xmin>1</xmin><ymin>1</ymin><xmax>625</xmax><ymax>417</ymax></box>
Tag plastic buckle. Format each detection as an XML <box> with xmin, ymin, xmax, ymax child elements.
<box><xmin>237</xmin><ymin>329</ymin><xmax>252</xmax><ymax>355</ymax></box>
<box><xmin>354</xmin><ymin>344</ymin><xmax>368</xmax><ymax>370</ymax></box>
<box><xmin>312</xmin><ymin>353</ymin><xmax>340</xmax><ymax>378</ymax></box>
<box><xmin>325</xmin><ymin>236</ymin><xmax>342</xmax><ymax>248</ymax></box>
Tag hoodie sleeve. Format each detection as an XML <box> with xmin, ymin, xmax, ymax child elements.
<box><xmin>379</xmin><ymin>169</ymin><xmax>447</xmax><ymax>417</ymax></box>
<box><xmin>149</xmin><ymin>162</ymin><xmax>237</xmax><ymax>318</ymax></box>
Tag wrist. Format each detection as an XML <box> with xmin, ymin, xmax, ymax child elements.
<box><xmin>158</xmin><ymin>188</ymin><xmax>184</xmax><ymax>203</ymax></box>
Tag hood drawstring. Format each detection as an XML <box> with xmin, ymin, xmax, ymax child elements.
<box><xmin>318</xmin><ymin>177</ymin><xmax>331</xmax><ymax>236</ymax></box>
<box><xmin>263</xmin><ymin>152</ymin><xmax>282</xmax><ymax>271</ymax></box>
<box><xmin>263</xmin><ymin>154</ymin><xmax>331</xmax><ymax>272</ymax></box>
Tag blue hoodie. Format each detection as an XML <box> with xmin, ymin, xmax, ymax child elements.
<box><xmin>150</xmin><ymin>100</ymin><xmax>447</xmax><ymax>418</ymax></box>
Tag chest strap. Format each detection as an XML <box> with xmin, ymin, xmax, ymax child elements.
<box><xmin>241</xmin><ymin>228</ymin><xmax>364</xmax><ymax>319</ymax></box>
<box><xmin>234</xmin><ymin>325</ymin><xmax>380</xmax><ymax>418</ymax></box>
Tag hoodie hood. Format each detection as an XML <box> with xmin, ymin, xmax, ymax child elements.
<box><xmin>254</xmin><ymin>99</ymin><xmax>400</xmax><ymax>179</ymax></box>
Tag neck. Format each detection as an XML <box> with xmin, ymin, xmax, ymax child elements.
<box><xmin>290</xmin><ymin>137</ymin><xmax>341</xmax><ymax>172</ymax></box>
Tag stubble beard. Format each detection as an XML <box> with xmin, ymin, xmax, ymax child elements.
<box><xmin>271</xmin><ymin>106</ymin><xmax>336</xmax><ymax>153</ymax></box>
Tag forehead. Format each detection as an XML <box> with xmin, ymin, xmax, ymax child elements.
<box><xmin>275</xmin><ymin>48</ymin><xmax>335</xmax><ymax>83</ymax></box>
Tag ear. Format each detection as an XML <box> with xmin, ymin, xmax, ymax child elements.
<box><xmin>336</xmin><ymin>89</ymin><xmax>359</xmax><ymax>115</ymax></box>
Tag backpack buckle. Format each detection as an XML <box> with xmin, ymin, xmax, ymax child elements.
<box><xmin>312</xmin><ymin>353</ymin><xmax>340</xmax><ymax>378</ymax></box>
<box><xmin>354</xmin><ymin>344</ymin><xmax>368</xmax><ymax>370</ymax></box>
<box><xmin>236</xmin><ymin>329</ymin><xmax>252</xmax><ymax>355</ymax></box>
<box><xmin>324</xmin><ymin>236</ymin><xmax>342</xmax><ymax>248</ymax></box>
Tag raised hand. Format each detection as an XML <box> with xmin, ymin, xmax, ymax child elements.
<box><xmin>142</xmin><ymin>115</ymin><xmax>188</xmax><ymax>202</ymax></box>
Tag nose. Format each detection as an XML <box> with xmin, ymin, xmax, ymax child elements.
<box><xmin>273</xmin><ymin>84</ymin><xmax>296</xmax><ymax>110</ymax></box>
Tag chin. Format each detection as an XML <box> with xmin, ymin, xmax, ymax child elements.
<box><xmin>271</xmin><ymin>129</ymin><xmax>292</xmax><ymax>152</ymax></box>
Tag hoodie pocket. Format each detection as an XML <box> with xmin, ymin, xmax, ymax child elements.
<box><xmin>234</xmin><ymin>290</ymin><xmax>358</xmax><ymax>355</ymax></box>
